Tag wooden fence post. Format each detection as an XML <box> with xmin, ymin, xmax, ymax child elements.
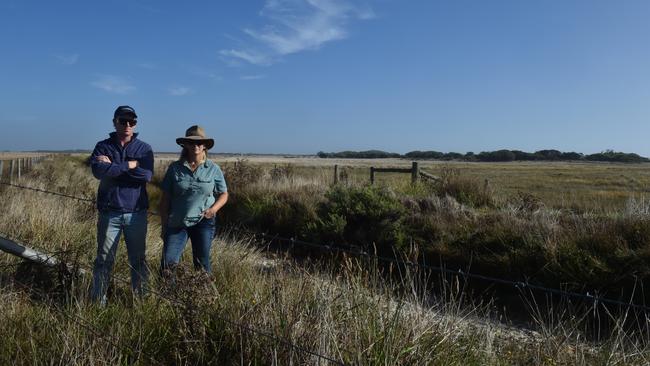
<box><xmin>17</xmin><ymin>159</ymin><xmax>21</xmax><ymax>181</ymax></box>
<box><xmin>9</xmin><ymin>160</ymin><xmax>14</xmax><ymax>183</ymax></box>
<box><xmin>370</xmin><ymin>167</ymin><xmax>375</xmax><ymax>185</ymax></box>
<box><xmin>0</xmin><ymin>160</ymin><xmax>3</xmax><ymax>182</ymax></box>
<box><xmin>334</xmin><ymin>164</ymin><xmax>339</xmax><ymax>185</ymax></box>
<box><xmin>411</xmin><ymin>161</ymin><xmax>419</xmax><ymax>184</ymax></box>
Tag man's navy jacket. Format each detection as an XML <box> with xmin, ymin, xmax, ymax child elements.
<box><xmin>90</xmin><ymin>132</ymin><xmax>154</xmax><ymax>212</ymax></box>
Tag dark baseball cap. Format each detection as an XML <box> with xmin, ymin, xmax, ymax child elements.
<box><xmin>114</xmin><ymin>105</ymin><xmax>138</xmax><ymax>119</ymax></box>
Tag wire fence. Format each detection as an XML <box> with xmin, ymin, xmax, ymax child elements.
<box><xmin>0</xmin><ymin>232</ymin><xmax>347</xmax><ymax>365</ymax></box>
<box><xmin>2</xmin><ymin>179</ymin><xmax>649</xmax><ymax>313</ymax></box>
<box><xmin>6</xmin><ymin>264</ymin><xmax>163</xmax><ymax>365</ymax></box>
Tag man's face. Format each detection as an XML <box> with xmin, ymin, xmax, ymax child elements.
<box><xmin>113</xmin><ymin>115</ymin><xmax>137</xmax><ymax>137</ymax></box>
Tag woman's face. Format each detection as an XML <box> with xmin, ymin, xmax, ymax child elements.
<box><xmin>184</xmin><ymin>141</ymin><xmax>205</xmax><ymax>156</ymax></box>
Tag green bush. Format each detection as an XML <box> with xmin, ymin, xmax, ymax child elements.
<box><xmin>231</xmin><ymin>190</ymin><xmax>319</xmax><ymax>238</ymax></box>
<box><xmin>310</xmin><ymin>185</ymin><xmax>407</xmax><ymax>254</ymax></box>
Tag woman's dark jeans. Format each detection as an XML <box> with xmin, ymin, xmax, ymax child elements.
<box><xmin>161</xmin><ymin>217</ymin><xmax>216</xmax><ymax>273</ymax></box>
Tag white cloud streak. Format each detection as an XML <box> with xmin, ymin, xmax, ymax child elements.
<box><xmin>221</xmin><ymin>0</ymin><xmax>374</xmax><ymax>66</ymax></box>
<box><xmin>219</xmin><ymin>49</ymin><xmax>271</xmax><ymax>66</ymax></box>
<box><xmin>168</xmin><ymin>86</ymin><xmax>191</xmax><ymax>96</ymax></box>
<box><xmin>55</xmin><ymin>53</ymin><xmax>79</xmax><ymax>65</ymax></box>
<box><xmin>91</xmin><ymin>75</ymin><xmax>135</xmax><ymax>94</ymax></box>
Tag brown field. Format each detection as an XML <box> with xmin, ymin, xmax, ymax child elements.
<box><xmin>0</xmin><ymin>152</ymin><xmax>53</xmax><ymax>159</ymax></box>
<box><xmin>52</xmin><ymin>153</ymin><xmax>650</xmax><ymax>212</ymax></box>
<box><xmin>170</xmin><ymin>155</ymin><xmax>650</xmax><ymax>212</ymax></box>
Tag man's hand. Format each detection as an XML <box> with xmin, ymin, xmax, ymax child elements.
<box><xmin>127</xmin><ymin>160</ymin><xmax>139</xmax><ymax>169</ymax></box>
<box><xmin>96</xmin><ymin>155</ymin><xmax>111</xmax><ymax>164</ymax></box>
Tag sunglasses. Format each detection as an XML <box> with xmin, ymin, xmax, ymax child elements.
<box><xmin>182</xmin><ymin>141</ymin><xmax>204</xmax><ymax>147</ymax></box>
<box><xmin>118</xmin><ymin>118</ymin><xmax>137</xmax><ymax>127</ymax></box>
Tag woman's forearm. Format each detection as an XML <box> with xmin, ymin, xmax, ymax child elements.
<box><xmin>210</xmin><ymin>192</ymin><xmax>228</xmax><ymax>213</ymax></box>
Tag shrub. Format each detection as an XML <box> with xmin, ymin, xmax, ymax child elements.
<box><xmin>436</xmin><ymin>167</ymin><xmax>495</xmax><ymax>207</ymax></box>
<box><xmin>269</xmin><ymin>164</ymin><xmax>295</xmax><ymax>182</ymax></box>
<box><xmin>221</xmin><ymin>159</ymin><xmax>263</xmax><ymax>194</ymax></box>
<box><xmin>310</xmin><ymin>185</ymin><xmax>407</xmax><ymax>254</ymax></box>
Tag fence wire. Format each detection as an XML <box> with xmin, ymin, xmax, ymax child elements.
<box><xmin>0</xmin><ymin>233</ymin><xmax>347</xmax><ymax>365</ymax></box>
<box><xmin>2</xmin><ymin>180</ymin><xmax>650</xmax><ymax>314</ymax></box>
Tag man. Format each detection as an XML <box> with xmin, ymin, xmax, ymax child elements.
<box><xmin>89</xmin><ymin>105</ymin><xmax>154</xmax><ymax>304</ymax></box>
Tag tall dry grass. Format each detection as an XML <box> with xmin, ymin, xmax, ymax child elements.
<box><xmin>0</xmin><ymin>156</ymin><xmax>649</xmax><ymax>364</ymax></box>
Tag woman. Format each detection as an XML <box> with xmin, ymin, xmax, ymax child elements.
<box><xmin>159</xmin><ymin>125</ymin><xmax>228</xmax><ymax>273</ymax></box>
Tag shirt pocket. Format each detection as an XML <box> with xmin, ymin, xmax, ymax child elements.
<box><xmin>195</xmin><ymin>177</ymin><xmax>214</xmax><ymax>196</ymax></box>
<box><xmin>173</xmin><ymin>172</ymin><xmax>193</xmax><ymax>196</ymax></box>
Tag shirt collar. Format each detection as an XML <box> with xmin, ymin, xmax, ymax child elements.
<box><xmin>109</xmin><ymin>132</ymin><xmax>139</xmax><ymax>142</ymax></box>
<box><xmin>182</xmin><ymin>159</ymin><xmax>209</xmax><ymax>170</ymax></box>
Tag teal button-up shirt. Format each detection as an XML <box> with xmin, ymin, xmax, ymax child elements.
<box><xmin>161</xmin><ymin>159</ymin><xmax>228</xmax><ymax>228</ymax></box>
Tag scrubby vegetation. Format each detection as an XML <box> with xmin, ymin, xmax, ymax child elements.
<box><xmin>1</xmin><ymin>155</ymin><xmax>650</xmax><ymax>364</ymax></box>
<box><xmin>319</xmin><ymin>148</ymin><xmax>649</xmax><ymax>163</ymax></box>
<box><xmin>220</xmin><ymin>160</ymin><xmax>650</xmax><ymax>306</ymax></box>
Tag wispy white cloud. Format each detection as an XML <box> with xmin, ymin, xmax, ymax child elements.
<box><xmin>91</xmin><ymin>75</ymin><xmax>135</xmax><ymax>94</ymax></box>
<box><xmin>241</xmin><ymin>74</ymin><xmax>266</xmax><ymax>80</ymax></box>
<box><xmin>219</xmin><ymin>49</ymin><xmax>271</xmax><ymax>66</ymax></box>
<box><xmin>55</xmin><ymin>53</ymin><xmax>79</xmax><ymax>65</ymax></box>
<box><xmin>168</xmin><ymin>86</ymin><xmax>192</xmax><ymax>96</ymax></box>
<box><xmin>221</xmin><ymin>0</ymin><xmax>374</xmax><ymax>66</ymax></box>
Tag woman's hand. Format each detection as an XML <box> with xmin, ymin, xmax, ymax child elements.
<box><xmin>202</xmin><ymin>207</ymin><xmax>218</xmax><ymax>219</ymax></box>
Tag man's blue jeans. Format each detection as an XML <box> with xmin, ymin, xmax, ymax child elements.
<box><xmin>91</xmin><ymin>210</ymin><xmax>148</xmax><ymax>304</ymax></box>
<box><xmin>161</xmin><ymin>217</ymin><xmax>216</xmax><ymax>273</ymax></box>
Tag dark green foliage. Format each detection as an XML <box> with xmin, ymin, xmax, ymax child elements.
<box><xmin>585</xmin><ymin>150</ymin><xmax>649</xmax><ymax>163</ymax></box>
<box><xmin>310</xmin><ymin>185</ymin><xmax>407</xmax><ymax>254</ymax></box>
<box><xmin>319</xmin><ymin>149</ymin><xmax>646</xmax><ymax>162</ymax></box>
<box><xmin>404</xmin><ymin>150</ymin><xmax>445</xmax><ymax>159</ymax></box>
<box><xmin>235</xmin><ymin>191</ymin><xmax>319</xmax><ymax>238</ymax></box>
<box><xmin>476</xmin><ymin>150</ymin><xmax>516</xmax><ymax>162</ymax></box>
<box><xmin>317</xmin><ymin>150</ymin><xmax>402</xmax><ymax>159</ymax></box>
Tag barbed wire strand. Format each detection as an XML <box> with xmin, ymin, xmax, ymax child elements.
<box><xmin>2</xmin><ymin>180</ymin><xmax>650</xmax><ymax>313</ymax></box>
<box><xmin>0</xmin><ymin>232</ymin><xmax>347</xmax><ymax>366</ymax></box>
<box><xmin>8</xmin><ymin>278</ymin><xmax>162</xmax><ymax>365</ymax></box>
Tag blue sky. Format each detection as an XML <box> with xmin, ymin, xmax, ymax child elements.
<box><xmin>1</xmin><ymin>0</ymin><xmax>649</xmax><ymax>155</ymax></box>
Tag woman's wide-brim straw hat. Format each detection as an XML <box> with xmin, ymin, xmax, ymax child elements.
<box><xmin>176</xmin><ymin>125</ymin><xmax>214</xmax><ymax>150</ymax></box>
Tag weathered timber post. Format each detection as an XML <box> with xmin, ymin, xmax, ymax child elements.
<box><xmin>9</xmin><ymin>160</ymin><xmax>14</xmax><ymax>183</ymax></box>
<box><xmin>0</xmin><ymin>160</ymin><xmax>3</xmax><ymax>182</ymax></box>
<box><xmin>334</xmin><ymin>164</ymin><xmax>339</xmax><ymax>185</ymax></box>
<box><xmin>17</xmin><ymin>158</ymin><xmax>21</xmax><ymax>181</ymax></box>
<box><xmin>411</xmin><ymin>161</ymin><xmax>419</xmax><ymax>184</ymax></box>
<box><xmin>370</xmin><ymin>167</ymin><xmax>375</xmax><ymax>185</ymax></box>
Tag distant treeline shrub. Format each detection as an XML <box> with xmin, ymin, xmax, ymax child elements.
<box><xmin>319</xmin><ymin>149</ymin><xmax>648</xmax><ymax>163</ymax></box>
<box><xmin>317</xmin><ymin>150</ymin><xmax>402</xmax><ymax>159</ymax></box>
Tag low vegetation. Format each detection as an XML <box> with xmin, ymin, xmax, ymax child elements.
<box><xmin>0</xmin><ymin>156</ymin><xmax>649</xmax><ymax>364</ymax></box>
<box><xmin>220</xmin><ymin>160</ymin><xmax>650</xmax><ymax>306</ymax></box>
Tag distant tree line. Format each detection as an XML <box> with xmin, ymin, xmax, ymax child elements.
<box><xmin>317</xmin><ymin>149</ymin><xmax>649</xmax><ymax>163</ymax></box>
